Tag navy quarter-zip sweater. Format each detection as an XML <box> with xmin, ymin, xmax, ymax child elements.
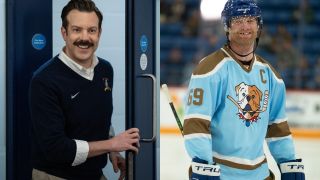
<box><xmin>29</xmin><ymin>55</ymin><xmax>113</xmax><ymax>180</ymax></box>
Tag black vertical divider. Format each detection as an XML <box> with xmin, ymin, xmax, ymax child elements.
<box><xmin>125</xmin><ymin>0</ymin><xmax>157</xmax><ymax>179</ymax></box>
<box><xmin>125</xmin><ymin>0</ymin><xmax>135</xmax><ymax>178</ymax></box>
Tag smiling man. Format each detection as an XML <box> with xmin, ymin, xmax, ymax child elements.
<box><xmin>29</xmin><ymin>0</ymin><xmax>140</xmax><ymax>179</ymax></box>
<box><xmin>183</xmin><ymin>0</ymin><xmax>305</xmax><ymax>179</ymax></box>
<box><xmin>61</xmin><ymin>3</ymin><xmax>100</xmax><ymax>68</ymax></box>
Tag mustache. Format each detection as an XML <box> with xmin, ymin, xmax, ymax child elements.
<box><xmin>73</xmin><ymin>40</ymin><xmax>94</xmax><ymax>47</ymax></box>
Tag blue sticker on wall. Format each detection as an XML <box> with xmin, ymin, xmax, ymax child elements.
<box><xmin>140</xmin><ymin>35</ymin><xmax>148</xmax><ymax>53</ymax></box>
<box><xmin>31</xmin><ymin>33</ymin><xmax>46</xmax><ymax>50</ymax></box>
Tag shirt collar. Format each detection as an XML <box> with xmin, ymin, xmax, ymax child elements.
<box><xmin>58</xmin><ymin>48</ymin><xmax>99</xmax><ymax>80</ymax></box>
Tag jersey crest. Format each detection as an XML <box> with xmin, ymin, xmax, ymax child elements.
<box><xmin>103</xmin><ymin>77</ymin><xmax>112</xmax><ymax>92</ymax></box>
<box><xmin>227</xmin><ymin>82</ymin><xmax>269</xmax><ymax>127</ymax></box>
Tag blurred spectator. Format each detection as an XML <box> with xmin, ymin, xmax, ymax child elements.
<box><xmin>160</xmin><ymin>0</ymin><xmax>187</xmax><ymax>24</ymax></box>
<box><xmin>258</xmin><ymin>27</ymin><xmax>273</xmax><ymax>53</ymax></box>
<box><xmin>196</xmin><ymin>29</ymin><xmax>218</xmax><ymax>55</ymax></box>
<box><xmin>169</xmin><ymin>0</ymin><xmax>187</xmax><ymax>23</ymax></box>
<box><xmin>272</xmin><ymin>25</ymin><xmax>293</xmax><ymax>53</ymax></box>
<box><xmin>171</xmin><ymin>0</ymin><xmax>187</xmax><ymax>22</ymax></box>
<box><xmin>183</xmin><ymin>9</ymin><xmax>201</xmax><ymax>37</ymax></box>
<box><xmin>160</xmin><ymin>0</ymin><xmax>170</xmax><ymax>23</ymax></box>
<box><xmin>293</xmin><ymin>0</ymin><xmax>315</xmax><ymax>24</ymax></box>
<box><xmin>276</xmin><ymin>40</ymin><xmax>300</xmax><ymax>70</ymax></box>
<box><xmin>161</xmin><ymin>47</ymin><xmax>188</xmax><ymax>86</ymax></box>
<box><xmin>293</xmin><ymin>56</ymin><xmax>313</xmax><ymax>89</ymax></box>
<box><xmin>312</xmin><ymin>57</ymin><xmax>320</xmax><ymax>89</ymax></box>
<box><xmin>272</xmin><ymin>25</ymin><xmax>300</xmax><ymax>87</ymax></box>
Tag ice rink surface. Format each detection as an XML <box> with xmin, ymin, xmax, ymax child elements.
<box><xmin>160</xmin><ymin>134</ymin><xmax>320</xmax><ymax>180</ymax></box>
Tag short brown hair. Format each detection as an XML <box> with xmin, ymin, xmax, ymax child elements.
<box><xmin>61</xmin><ymin>0</ymin><xmax>103</xmax><ymax>29</ymax></box>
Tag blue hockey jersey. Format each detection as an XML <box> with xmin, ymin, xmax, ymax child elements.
<box><xmin>184</xmin><ymin>45</ymin><xmax>296</xmax><ymax>180</ymax></box>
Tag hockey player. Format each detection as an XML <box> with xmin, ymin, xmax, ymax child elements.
<box><xmin>183</xmin><ymin>0</ymin><xmax>305</xmax><ymax>179</ymax></box>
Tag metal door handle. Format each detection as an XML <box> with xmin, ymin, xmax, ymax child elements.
<box><xmin>138</xmin><ymin>74</ymin><xmax>156</xmax><ymax>142</ymax></box>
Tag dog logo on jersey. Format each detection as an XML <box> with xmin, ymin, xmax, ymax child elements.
<box><xmin>227</xmin><ymin>82</ymin><xmax>269</xmax><ymax>127</ymax></box>
<box><xmin>103</xmin><ymin>78</ymin><xmax>112</xmax><ymax>92</ymax></box>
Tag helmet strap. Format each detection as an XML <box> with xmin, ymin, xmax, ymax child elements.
<box><xmin>228</xmin><ymin>44</ymin><xmax>255</xmax><ymax>57</ymax></box>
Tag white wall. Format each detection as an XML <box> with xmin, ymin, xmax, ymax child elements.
<box><xmin>0</xmin><ymin>0</ymin><xmax>6</xmax><ymax>179</ymax></box>
<box><xmin>52</xmin><ymin>1</ymin><xmax>125</xmax><ymax>179</ymax></box>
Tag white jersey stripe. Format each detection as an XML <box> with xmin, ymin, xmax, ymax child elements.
<box><xmin>184</xmin><ymin>133</ymin><xmax>212</xmax><ymax>140</ymax></box>
<box><xmin>268</xmin><ymin>117</ymin><xmax>288</xmax><ymax>125</ymax></box>
<box><xmin>221</xmin><ymin>48</ymin><xmax>232</xmax><ymax>58</ymax></box>
<box><xmin>212</xmin><ymin>151</ymin><xmax>266</xmax><ymax>166</ymax></box>
<box><xmin>266</xmin><ymin>135</ymin><xmax>292</xmax><ymax>142</ymax></box>
<box><xmin>191</xmin><ymin>58</ymin><xmax>232</xmax><ymax>79</ymax></box>
<box><xmin>184</xmin><ymin>114</ymin><xmax>211</xmax><ymax>121</ymax></box>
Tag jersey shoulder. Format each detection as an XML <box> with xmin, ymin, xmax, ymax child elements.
<box><xmin>193</xmin><ymin>49</ymin><xmax>228</xmax><ymax>76</ymax></box>
<box><xmin>255</xmin><ymin>55</ymin><xmax>282</xmax><ymax>80</ymax></box>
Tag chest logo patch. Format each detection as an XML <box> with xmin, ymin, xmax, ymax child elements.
<box><xmin>103</xmin><ymin>78</ymin><xmax>112</xmax><ymax>92</ymax></box>
<box><xmin>227</xmin><ymin>82</ymin><xmax>269</xmax><ymax>127</ymax></box>
<box><xmin>71</xmin><ymin>92</ymin><xmax>80</xmax><ymax>99</ymax></box>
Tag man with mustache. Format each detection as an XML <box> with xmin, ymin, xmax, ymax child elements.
<box><xmin>29</xmin><ymin>0</ymin><xmax>139</xmax><ymax>179</ymax></box>
<box><xmin>183</xmin><ymin>0</ymin><xmax>305</xmax><ymax>179</ymax></box>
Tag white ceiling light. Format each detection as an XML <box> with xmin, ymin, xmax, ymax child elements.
<box><xmin>200</xmin><ymin>0</ymin><xmax>228</xmax><ymax>21</ymax></box>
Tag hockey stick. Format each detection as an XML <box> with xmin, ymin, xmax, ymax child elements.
<box><xmin>227</xmin><ymin>90</ymin><xmax>269</xmax><ymax>113</ymax></box>
<box><xmin>161</xmin><ymin>84</ymin><xmax>184</xmax><ymax>135</ymax></box>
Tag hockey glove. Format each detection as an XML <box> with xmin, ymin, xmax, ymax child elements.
<box><xmin>279</xmin><ymin>159</ymin><xmax>305</xmax><ymax>180</ymax></box>
<box><xmin>190</xmin><ymin>157</ymin><xmax>220</xmax><ymax>180</ymax></box>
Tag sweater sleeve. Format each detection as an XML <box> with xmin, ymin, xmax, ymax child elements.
<box><xmin>29</xmin><ymin>76</ymin><xmax>77</xmax><ymax>165</ymax></box>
